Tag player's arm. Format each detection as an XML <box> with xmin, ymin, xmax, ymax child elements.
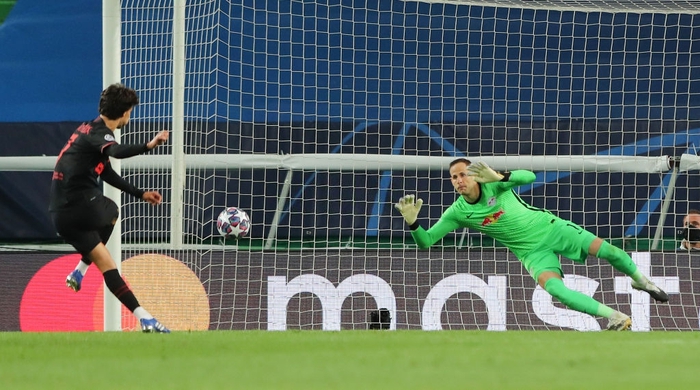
<box><xmin>496</xmin><ymin>170</ymin><xmax>536</xmax><ymax>190</ymax></box>
<box><xmin>100</xmin><ymin>162</ymin><xmax>145</xmax><ymax>199</ymax></box>
<box><xmin>103</xmin><ymin>130</ymin><xmax>170</xmax><ymax>159</ymax></box>
<box><xmin>467</xmin><ymin>162</ymin><xmax>536</xmax><ymax>190</ymax></box>
<box><xmin>100</xmin><ymin>164</ymin><xmax>163</xmax><ymax>205</ymax></box>
<box><xmin>395</xmin><ymin>195</ymin><xmax>460</xmax><ymax>249</ymax></box>
<box><xmin>104</xmin><ymin>143</ymin><xmax>148</xmax><ymax>159</ymax></box>
<box><xmin>411</xmin><ymin>217</ymin><xmax>461</xmax><ymax>249</ymax></box>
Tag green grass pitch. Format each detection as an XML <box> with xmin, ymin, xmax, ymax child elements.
<box><xmin>1</xmin><ymin>330</ymin><xmax>698</xmax><ymax>389</ymax></box>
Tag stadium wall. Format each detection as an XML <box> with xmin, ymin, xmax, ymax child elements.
<box><xmin>1</xmin><ymin>249</ymin><xmax>695</xmax><ymax>331</ymax></box>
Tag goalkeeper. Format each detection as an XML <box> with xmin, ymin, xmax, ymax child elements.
<box><xmin>395</xmin><ymin>158</ymin><xmax>669</xmax><ymax>331</ymax></box>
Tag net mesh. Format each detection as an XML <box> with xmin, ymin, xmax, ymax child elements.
<box><xmin>115</xmin><ymin>0</ymin><xmax>700</xmax><ymax>331</ymax></box>
<box><xmin>413</xmin><ymin>0</ymin><xmax>700</xmax><ymax>13</ymax></box>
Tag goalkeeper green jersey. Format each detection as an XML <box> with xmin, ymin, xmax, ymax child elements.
<box><xmin>411</xmin><ymin>170</ymin><xmax>557</xmax><ymax>259</ymax></box>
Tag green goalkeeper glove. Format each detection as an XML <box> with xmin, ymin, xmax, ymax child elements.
<box><xmin>467</xmin><ymin>161</ymin><xmax>504</xmax><ymax>183</ymax></box>
<box><xmin>395</xmin><ymin>194</ymin><xmax>423</xmax><ymax>225</ymax></box>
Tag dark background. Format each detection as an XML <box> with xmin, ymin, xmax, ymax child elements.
<box><xmin>1</xmin><ymin>1</ymin><xmax>700</xmax><ymax>242</ymax></box>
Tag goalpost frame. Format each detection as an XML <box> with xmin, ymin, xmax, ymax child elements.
<box><xmin>102</xmin><ymin>0</ymin><xmax>122</xmax><ymax>332</ymax></box>
<box><xmin>171</xmin><ymin>0</ymin><xmax>186</xmax><ymax>250</ymax></box>
<box><xmin>101</xmin><ymin>0</ymin><xmax>187</xmax><ymax>331</ymax></box>
<box><xmin>3</xmin><ymin>0</ymin><xmax>698</xmax><ymax>330</ymax></box>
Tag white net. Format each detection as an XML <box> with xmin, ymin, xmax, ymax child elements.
<box><xmin>113</xmin><ymin>0</ymin><xmax>700</xmax><ymax>331</ymax></box>
<box><xmin>412</xmin><ymin>0</ymin><xmax>700</xmax><ymax>13</ymax></box>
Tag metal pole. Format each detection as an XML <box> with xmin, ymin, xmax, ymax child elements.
<box><xmin>264</xmin><ymin>170</ymin><xmax>294</xmax><ymax>250</ymax></box>
<box><xmin>652</xmin><ymin>166</ymin><xmax>679</xmax><ymax>250</ymax></box>
<box><xmin>102</xmin><ymin>0</ymin><xmax>122</xmax><ymax>331</ymax></box>
<box><xmin>170</xmin><ymin>0</ymin><xmax>186</xmax><ymax>249</ymax></box>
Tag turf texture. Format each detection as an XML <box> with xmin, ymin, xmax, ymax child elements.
<box><xmin>0</xmin><ymin>330</ymin><xmax>698</xmax><ymax>389</ymax></box>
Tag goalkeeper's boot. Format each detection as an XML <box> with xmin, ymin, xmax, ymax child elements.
<box><xmin>631</xmin><ymin>279</ymin><xmax>669</xmax><ymax>302</ymax></box>
<box><xmin>65</xmin><ymin>270</ymin><xmax>83</xmax><ymax>292</ymax></box>
<box><xmin>140</xmin><ymin>318</ymin><xmax>171</xmax><ymax>333</ymax></box>
<box><xmin>606</xmin><ymin>312</ymin><xmax>632</xmax><ymax>331</ymax></box>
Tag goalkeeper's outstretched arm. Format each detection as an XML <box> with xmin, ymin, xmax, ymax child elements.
<box><xmin>468</xmin><ymin>161</ymin><xmax>536</xmax><ymax>190</ymax></box>
<box><xmin>395</xmin><ymin>195</ymin><xmax>459</xmax><ymax>249</ymax></box>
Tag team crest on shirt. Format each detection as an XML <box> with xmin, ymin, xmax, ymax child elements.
<box><xmin>481</xmin><ymin>208</ymin><xmax>505</xmax><ymax>227</ymax></box>
<box><xmin>487</xmin><ymin>197</ymin><xmax>496</xmax><ymax>206</ymax></box>
<box><xmin>104</xmin><ymin>134</ymin><xmax>115</xmax><ymax>142</ymax></box>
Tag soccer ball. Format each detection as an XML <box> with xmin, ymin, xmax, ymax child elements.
<box><xmin>216</xmin><ymin>207</ymin><xmax>251</xmax><ymax>238</ymax></box>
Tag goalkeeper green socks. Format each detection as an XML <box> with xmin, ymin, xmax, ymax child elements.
<box><xmin>542</xmin><ymin>241</ymin><xmax>649</xmax><ymax>321</ymax></box>
<box><xmin>544</xmin><ymin>278</ymin><xmax>615</xmax><ymax>318</ymax></box>
<box><xmin>595</xmin><ymin>241</ymin><xmax>646</xmax><ymax>282</ymax></box>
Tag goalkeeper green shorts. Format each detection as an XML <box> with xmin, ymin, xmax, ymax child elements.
<box><xmin>521</xmin><ymin>217</ymin><xmax>597</xmax><ymax>281</ymax></box>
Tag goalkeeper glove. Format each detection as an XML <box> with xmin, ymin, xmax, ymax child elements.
<box><xmin>466</xmin><ymin>161</ymin><xmax>504</xmax><ymax>183</ymax></box>
<box><xmin>395</xmin><ymin>194</ymin><xmax>423</xmax><ymax>225</ymax></box>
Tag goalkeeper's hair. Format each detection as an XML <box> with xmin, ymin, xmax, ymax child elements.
<box><xmin>99</xmin><ymin>83</ymin><xmax>139</xmax><ymax>120</ymax></box>
<box><xmin>449</xmin><ymin>158</ymin><xmax>472</xmax><ymax>169</ymax></box>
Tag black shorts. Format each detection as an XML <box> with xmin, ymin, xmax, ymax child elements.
<box><xmin>51</xmin><ymin>194</ymin><xmax>119</xmax><ymax>257</ymax></box>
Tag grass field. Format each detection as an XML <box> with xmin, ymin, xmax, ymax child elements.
<box><xmin>1</xmin><ymin>330</ymin><xmax>699</xmax><ymax>389</ymax></box>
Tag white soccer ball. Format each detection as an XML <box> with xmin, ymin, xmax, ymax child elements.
<box><xmin>216</xmin><ymin>207</ymin><xmax>251</xmax><ymax>238</ymax></box>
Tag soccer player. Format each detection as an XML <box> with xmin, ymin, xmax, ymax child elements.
<box><xmin>395</xmin><ymin>158</ymin><xmax>669</xmax><ymax>331</ymax></box>
<box><xmin>49</xmin><ymin>83</ymin><xmax>170</xmax><ymax>333</ymax></box>
<box><xmin>678</xmin><ymin>209</ymin><xmax>700</xmax><ymax>250</ymax></box>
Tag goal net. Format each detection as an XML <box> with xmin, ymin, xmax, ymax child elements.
<box><xmin>111</xmin><ymin>0</ymin><xmax>700</xmax><ymax>331</ymax></box>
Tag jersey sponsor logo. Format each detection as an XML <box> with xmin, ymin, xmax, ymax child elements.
<box><xmin>481</xmin><ymin>209</ymin><xmax>505</xmax><ymax>226</ymax></box>
<box><xmin>104</xmin><ymin>134</ymin><xmax>115</xmax><ymax>142</ymax></box>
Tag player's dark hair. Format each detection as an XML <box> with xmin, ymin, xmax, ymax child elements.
<box><xmin>449</xmin><ymin>158</ymin><xmax>471</xmax><ymax>168</ymax></box>
<box><xmin>99</xmin><ymin>83</ymin><xmax>139</xmax><ymax>120</ymax></box>
<box><xmin>689</xmin><ymin>209</ymin><xmax>700</xmax><ymax>215</ymax></box>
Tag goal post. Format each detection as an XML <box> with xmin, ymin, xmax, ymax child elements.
<box><xmin>110</xmin><ymin>0</ymin><xmax>700</xmax><ymax>331</ymax></box>
<box><xmin>102</xmin><ymin>0</ymin><xmax>122</xmax><ymax>332</ymax></box>
<box><xmin>0</xmin><ymin>152</ymin><xmax>687</xmax><ymax>251</ymax></box>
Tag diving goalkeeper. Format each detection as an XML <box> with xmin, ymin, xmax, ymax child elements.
<box><xmin>395</xmin><ymin>158</ymin><xmax>669</xmax><ymax>331</ymax></box>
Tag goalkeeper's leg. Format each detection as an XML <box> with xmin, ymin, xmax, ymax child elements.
<box><xmin>591</xmin><ymin>239</ymin><xmax>669</xmax><ymax>302</ymax></box>
<box><xmin>541</xmin><ymin>273</ymin><xmax>631</xmax><ymax>331</ymax></box>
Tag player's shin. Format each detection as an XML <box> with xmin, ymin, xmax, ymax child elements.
<box><xmin>596</xmin><ymin>242</ymin><xmax>669</xmax><ymax>302</ymax></box>
<box><xmin>544</xmin><ymin>278</ymin><xmax>604</xmax><ymax>317</ymax></box>
<box><xmin>595</xmin><ymin>241</ymin><xmax>642</xmax><ymax>280</ymax></box>
<box><xmin>102</xmin><ymin>269</ymin><xmax>140</xmax><ymax>313</ymax></box>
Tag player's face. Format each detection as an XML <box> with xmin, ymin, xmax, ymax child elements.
<box><xmin>683</xmin><ymin>213</ymin><xmax>700</xmax><ymax>247</ymax></box>
<box><xmin>683</xmin><ymin>214</ymin><xmax>700</xmax><ymax>229</ymax></box>
<box><xmin>116</xmin><ymin>107</ymin><xmax>133</xmax><ymax>129</ymax></box>
<box><xmin>449</xmin><ymin>162</ymin><xmax>476</xmax><ymax>196</ymax></box>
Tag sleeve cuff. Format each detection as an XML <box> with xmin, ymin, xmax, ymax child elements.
<box><xmin>133</xmin><ymin>188</ymin><xmax>145</xmax><ymax>199</ymax></box>
<box><xmin>500</xmin><ymin>172</ymin><xmax>511</xmax><ymax>182</ymax></box>
<box><xmin>409</xmin><ymin>221</ymin><xmax>420</xmax><ymax>231</ymax></box>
